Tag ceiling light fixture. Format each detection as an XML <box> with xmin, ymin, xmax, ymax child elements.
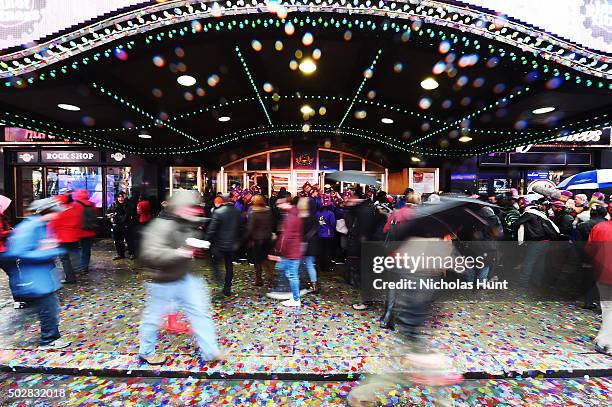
<box><xmin>532</xmin><ymin>106</ymin><xmax>555</xmax><ymax>114</ymax></box>
<box><xmin>411</xmin><ymin>156</ymin><xmax>421</xmax><ymax>162</ymax></box>
<box><xmin>381</xmin><ymin>117</ymin><xmax>394</xmax><ymax>124</ymax></box>
<box><xmin>138</xmin><ymin>133</ymin><xmax>152</xmax><ymax>139</ymax></box>
<box><xmin>177</xmin><ymin>75</ymin><xmax>196</xmax><ymax>86</ymax></box>
<box><xmin>420</xmin><ymin>77</ymin><xmax>439</xmax><ymax>90</ymax></box>
<box><xmin>57</xmin><ymin>103</ymin><xmax>80</xmax><ymax>111</ymax></box>
<box><xmin>459</xmin><ymin>135</ymin><xmax>473</xmax><ymax>142</ymax></box>
<box><xmin>218</xmin><ymin>116</ymin><xmax>230</xmax><ymax>122</ymax></box>
<box><xmin>298</xmin><ymin>58</ymin><xmax>317</xmax><ymax>74</ymax></box>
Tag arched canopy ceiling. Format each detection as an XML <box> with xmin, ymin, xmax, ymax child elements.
<box><xmin>0</xmin><ymin>0</ymin><xmax>610</xmax><ymax>162</ymax></box>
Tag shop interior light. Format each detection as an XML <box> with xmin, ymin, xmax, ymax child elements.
<box><xmin>411</xmin><ymin>156</ymin><xmax>421</xmax><ymax>162</ymax></box>
<box><xmin>57</xmin><ymin>103</ymin><xmax>81</xmax><ymax>111</ymax></box>
<box><xmin>138</xmin><ymin>133</ymin><xmax>152</xmax><ymax>139</ymax></box>
<box><xmin>298</xmin><ymin>58</ymin><xmax>317</xmax><ymax>74</ymax></box>
<box><xmin>420</xmin><ymin>77</ymin><xmax>439</xmax><ymax>90</ymax></box>
<box><xmin>381</xmin><ymin>117</ymin><xmax>394</xmax><ymax>124</ymax></box>
<box><xmin>532</xmin><ymin>106</ymin><xmax>555</xmax><ymax>114</ymax></box>
<box><xmin>177</xmin><ymin>75</ymin><xmax>196</xmax><ymax>86</ymax></box>
<box><xmin>459</xmin><ymin>135</ymin><xmax>473</xmax><ymax>142</ymax></box>
<box><xmin>300</xmin><ymin>105</ymin><xmax>314</xmax><ymax>115</ymax></box>
<box><xmin>218</xmin><ymin>116</ymin><xmax>231</xmax><ymax>122</ymax></box>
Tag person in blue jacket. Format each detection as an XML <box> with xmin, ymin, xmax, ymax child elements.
<box><xmin>2</xmin><ymin>198</ymin><xmax>71</xmax><ymax>350</ymax></box>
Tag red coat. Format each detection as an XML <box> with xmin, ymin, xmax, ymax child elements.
<box><xmin>49</xmin><ymin>203</ymin><xmax>82</xmax><ymax>243</ymax></box>
<box><xmin>588</xmin><ymin>220</ymin><xmax>612</xmax><ymax>285</ymax></box>
<box><xmin>137</xmin><ymin>200</ymin><xmax>152</xmax><ymax>223</ymax></box>
<box><xmin>74</xmin><ymin>199</ymin><xmax>97</xmax><ymax>238</ymax></box>
<box><xmin>275</xmin><ymin>207</ymin><xmax>303</xmax><ymax>259</ymax></box>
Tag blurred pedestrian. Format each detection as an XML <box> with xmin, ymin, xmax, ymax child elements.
<box><xmin>134</xmin><ymin>194</ymin><xmax>152</xmax><ymax>257</ymax></box>
<box><xmin>50</xmin><ymin>190</ymin><xmax>81</xmax><ymax>283</ymax></box>
<box><xmin>576</xmin><ymin>204</ymin><xmax>607</xmax><ymax>310</ymax></box>
<box><xmin>2</xmin><ymin>198</ymin><xmax>70</xmax><ymax>349</ymax></box>
<box><xmin>246</xmin><ymin>195</ymin><xmax>274</xmax><ymax>286</ymax></box>
<box><xmin>299</xmin><ymin>197</ymin><xmax>319</xmax><ymax>293</ymax></box>
<box><xmin>73</xmin><ymin>190</ymin><xmax>97</xmax><ymax>274</ymax></box>
<box><xmin>138</xmin><ymin>190</ymin><xmax>221</xmax><ymax>365</ymax></box>
<box><xmin>272</xmin><ymin>196</ymin><xmax>304</xmax><ymax>307</ymax></box>
<box><xmin>108</xmin><ymin>192</ymin><xmax>136</xmax><ymax>260</ymax></box>
<box><xmin>204</xmin><ymin>194</ymin><xmax>242</xmax><ymax>296</ymax></box>
<box><xmin>587</xmin><ymin>203</ymin><xmax>612</xmax><ymax>356</ymax></box>
<box><xmin>316</xmin><ymin>194</ymin><xmax>336</xmax><ymax>275</ymax></box>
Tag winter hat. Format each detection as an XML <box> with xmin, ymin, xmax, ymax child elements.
<box><xmin>560</xmin><ymin>190</ymin><xmax>574</xmax><ymax>199</ymax></box>
<box><xmin>551</xmin><ymin>200</ymin><xmax>566</xmax><ymax>208</ymax></box>
<box><xmin>166</xmin><ymin>190</ymin><xmax>200</xmax><ymax>209</ymax></box>
<box><xmin>213</xmin><ymin>196</ymin><xmax>224</xmax><ymax>206</ymax></box>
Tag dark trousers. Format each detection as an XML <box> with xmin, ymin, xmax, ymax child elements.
<box><xmin>112</xmin><ymin>224</ymin><xmax>134</xmax><ymax>257</ymax></box>
<box><xmin>29</xmin><ymin>293</ymin><xmax>61</xmax><ymax>345</ymax></box>
<box><xmin>393</xmin><ymin>278</ymin><xmax>436</xmax><ymax>347</ymax></box>
<box><xmin>519</xmin><ymin>242</ymin><xmax>548</xmax><ymax>289</ymax></box>
<box><xmin>318</xmin><ymin>237</ymin><xmax>335</xmax><ymax>273</ymax></box>
<box><xmin>80</xmin><ymin>237</ymin><xmax>93</xmax><ymax>272</ymax></box>
<box><xmin>60</xmin><ymin>242</ymin><xmax>79</xmax><ymax>282</ymax></box>
<box><xmin>211</xmin><ymin>249</ymin><xmax>234</xmax><ymax>291</ymax></box>
<box><xmin>132</xmin><ymin>223</ymin><xmax>148</xmax><ymax>257</ymax></box>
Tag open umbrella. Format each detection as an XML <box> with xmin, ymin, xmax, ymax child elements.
<box><xmin>396</xmin><ymin>197</ymin><xmax>498</xmax><ymax>239</ymax></box>
<box><xmin>557</xmin><ymin>169</ymin><xmax>612</xmax><ymax>190</ymax></box>
<box><xmin>325</xmin><ymin>170</ymin><xmax>377</xmax><ymax>185</ymax></box>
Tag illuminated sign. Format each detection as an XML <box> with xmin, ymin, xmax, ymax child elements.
<box><xmin>41</xmin><ymin>150</ymin><xmax>100</xmax><ymax>163</ymax></box>
<box><xmin>3</xmin><ymin>127</ymin><xmax>71</xmax><ymax>142</ymax></box>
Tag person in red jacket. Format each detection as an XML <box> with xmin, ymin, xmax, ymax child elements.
<box><xmin>0</xmin><ymin>195</ymin><xmax>12</xmax><ymax>253</ymax></box>
<box><xmin>49</xmin><ymin>191</ymin><xmax>80</xmax><ymax>284</ymax></box>
<box><xmin>73</xmin><ymin>190</ymin><xmax>97</xmax><ymax>273</ymax></box>
<box><xmin>273</xmin><ymin>196</ymin><xmax>304</xmax><ymax>307</ymax></box>
<box><xmin>134</xmin><ymin>194</ymin><xmax>152</xmax><ymax>258</ymax></box>
<box><xmin>587</xmin><ymin>203</ymin><xmax>612</xmax><ymax>356</ymax></box>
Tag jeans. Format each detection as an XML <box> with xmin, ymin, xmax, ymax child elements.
<box><xmin>466</xmin><ymin>265</ymin><xmax>490</xmax><ymax>285</ymax></box>
<box><xmin>301</xmin><ymin>256</ymin><xmax>317</xmax><ymax>283</ymax></box>
<box><xmin>29</xmin><ymin>293</ymin><xmax>61</xmax><ymax>345</ymax></box>
<box><xmin>80</xmin><ymin>237</ymin><xmax>93</xmax><ymax>272</ymax></box>
<box><xmin>139</xmin><ymin>273</ymin><xmax>220</xmax><ymax>360</ymax></box>
<box><xmin>210</xmin><ymin>249</ymin><xmax>234</xmax><ymax>292</ymax></box>
<box><xmin>60</xmin><ymin>242</ymin><xmax>79</xmax><ymax>282</ymax></box>
<box><xmin>519</xmin><ymin>242</ymin><xmax>548</xmax><ymax>288</ymax></box>
<box><xmin>276</xmin><ymin>258</ymin><xmax>301</xmax><ymax>301</ymax></box>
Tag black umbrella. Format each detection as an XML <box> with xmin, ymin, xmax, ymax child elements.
<box><xmin>325</xmin><ymin>170</ymin><xmax>378</xmax><ymax>185</ymax></box>
<box><xmin>396</xmin><ymin>197</ymin><xmax>499</xmax><ymax>239</ymax></box>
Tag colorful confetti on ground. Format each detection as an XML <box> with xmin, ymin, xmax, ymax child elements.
<box><xmin>0</xmin><ymin>373</ymin><xmax>610</xmax><ymax>406</ymax></box>
<box><xmin>0</xmin><ymin>241</ymin><xmax>610</xmax><ymax>380</ymax></box>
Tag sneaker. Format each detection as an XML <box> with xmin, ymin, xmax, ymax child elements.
<box><xmin>13</xmin><ymin>302</ymin><xmax>26</xmax><ymax>309</ymax></box>
<box><xmin>112</xmin><ymin>256</ymin><xmax>125</xmax><ymax>261</ymax></box>
<box><xmin>222</xmin><ymin>289</ymin><xmax>233</xmax><ymax>297</ymax></box>
<box><xmin>139</xmin><ymin>353</ymin><xmax>168</xmax><ymax>365</ymax></box>
<box><xmin>594</xmin><ymin>343</ymin><xmax>612</xmax><ymax>356</ymax></box>
<box><xmin>232</xmin><ymin>261</ymin><xmax>241</xmax><ymax>265</ymax></box>
<box><xmin>281</xmin><ymin>298</ymin><xmax>301</xmax><ymax>307</ymax></box>
<box><xmin>39</xmin><ymin>339</ymin><xmax>71</xmax><ymax>350</ymax></box>
<box><xmin>266</xmin><ymin>291</ymin><xmax>293</xmax><ymax>300</ymax></box>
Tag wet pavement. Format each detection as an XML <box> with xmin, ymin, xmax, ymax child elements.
<box><xmin>0</xmin><ymin>240</ymin><xmax>610</xmax><ymax>405</ymax></box>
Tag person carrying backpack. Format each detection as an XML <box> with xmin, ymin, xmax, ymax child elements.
<box><xmin>73</xmin><ymin>190</ymin><xmax>97</xmax><ymax>273</ymax></box>
<box><xmin>1</xmin><ymin>198</ymin><xmax>71</xmax><ymax>349</ymax></box>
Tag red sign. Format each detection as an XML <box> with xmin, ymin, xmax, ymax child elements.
<box><xmin>3</xmin><ymin>127</ymin><xmax>71</xmax><ymax>142</ymax></box>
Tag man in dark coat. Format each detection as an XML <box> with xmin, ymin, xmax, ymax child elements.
<box><xmin>107</xmin><ymin>192</ymin><xmax>136</xmax><ymax>260</ymax></box>
<box><xmin>204</xmin><ymin>195</ymin><xmax>243</xmax><ymax>296</ymax></box>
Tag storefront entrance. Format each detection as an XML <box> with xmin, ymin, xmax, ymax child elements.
<box><xmin>218</xmin><ymin>147</ymin><xmax>387</xmax><ymax>196</ymax></box>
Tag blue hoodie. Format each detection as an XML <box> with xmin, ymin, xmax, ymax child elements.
<box><xmin>317</xmin><ymin>208</ymin><xmax>336</xmax><ymax>238</ymax></box>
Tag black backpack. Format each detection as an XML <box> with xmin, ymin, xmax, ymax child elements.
<box><xmin>77</xmin><ymin>201</ymin><xmax>98</xmax><ymax>231</ymax></box>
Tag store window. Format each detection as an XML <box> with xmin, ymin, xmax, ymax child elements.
<box><xmin>172</xmin><ymin>167</ymin><xmax>200</xmax><ymax>192</ymax></box>
<box><xmin>224</xmin><ymin>161</ymin><xmax>244</xmax><ymax>172</ymax></box>
<box><xmin>247</xmin><ymin>154</ymin><xmax>267</xmax><ymax>171</ymax></box>
<box><xmin>365</xmin><ymin>161</ymin><xmax>385</xmax><ymax>172</ymax></box>
<box><xmin>15</xmin><ymin>166</ymin><xmax>43</xmax><ymax>217</ymax></box>
<box><xmin>106</xmin><ymin>167</ymin><xmax>132</xmax><ymax>208</ymax></box>
<box><xmin>270</xmin><ymin>150</ymin><xmax>291</xmax><ymax>169</ymax></box>
<box><xmin>227</xmin><ymin>174</ymin><xmax>243</xmax><ymax>190</ymax></box>
<box><xmin>342</xmin><ymin>155</ymin><xmax>362</xmax><ymax>171</ymax></box>
<box><xmin>46</xmin><ymin>167</ymin><xmax>102</xmax><ymax>208</ymax></box>
<box><xmin>319</xmin><ymin>151</ymin><xmax>340</xmax><ymax>171</ymax></box>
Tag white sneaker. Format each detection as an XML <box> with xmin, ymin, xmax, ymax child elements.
<box><xmin>266</xmin><ymin>291</ymin><xmax>293</xmax><ymax>300</ymax></box>
<box><xmin>281</xmin><ymin>298</ymin><xmax>301</xmax><ymax>307</ymax></box>
<box><xmin>266</xmin><ymin>289</ymin><xmax>309</xmax><ymax>300</ymax></box>
<box><xmin>39</xmin><ymin>339</ymin><xmax>71</xmax><ymax>350</ymax></box>
<box><xmin>13</xmin><ymin>302</ymin><xmax>26</xmax><ymax>309</ymax></box>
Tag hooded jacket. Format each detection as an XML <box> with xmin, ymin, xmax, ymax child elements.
<box><xmin>587</xmin><ymin>220</ymin><xmax>612</xmax><ymax>285</ymax></box>
<box><xmin>275</xmin><ymin>206</ymin><xmax>303</xmax><ymax>259</ymax></box>
<box><xmin>49</xmin><ymin>201</ymin><xmax>82</xmax><ymax>243</ymax></box>
<box><xmin>513</xmin><ymin>207</ymin><xmax>560</xmax><ymax>242</ymax></box>
<box><xmin>204</xmin><ymin>204</ymin><xmax>243</xmax><ymax>252</ymax></box>
<box><xmin>139</xmin><ymin>211</ymin><xmax>198</xmax><ymax>282</ymax></box>
<box><xmin>73</xmin><ymin>190</ymin><xmax>97</xmax><ymax>239</ymax></box>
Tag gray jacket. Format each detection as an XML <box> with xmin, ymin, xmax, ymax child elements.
<box><xmin>140</xmin><ymin>212</ymin><xmax>197</xmax><ymax>282</ymax></box>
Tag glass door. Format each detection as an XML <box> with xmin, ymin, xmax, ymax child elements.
<box><xmin>170</xmin><ymin>167</ymin><xmax>201</xmax><ymax>195</ymax></box>
<box><xmin>270</xmin><ymin>173</ymin><xmax>290</xmax><ymax>196</ymax></box>
<box><xmin>294</xmin><ymin>171</ymin><xmax>319</xmax><ymax>195</ymax></box>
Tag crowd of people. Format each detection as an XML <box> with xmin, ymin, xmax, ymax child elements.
<box><xmin>1</xmin><ymin>181</ymin><xmax>611</xmax><ymax>367</ymax></box>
